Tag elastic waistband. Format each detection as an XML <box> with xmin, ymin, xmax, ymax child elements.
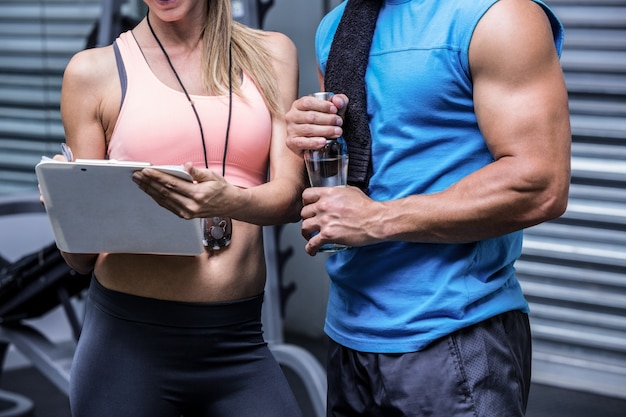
<box><xmin>88</xmin><ymin>276</ymin><xmax>263</xmax><ymax>328</ymax></box>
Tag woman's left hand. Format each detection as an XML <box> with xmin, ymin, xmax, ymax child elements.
<box><xmin>132</xmin><ymin>162</ymin><xmax>235</xmax><ymax>220</ymax></box>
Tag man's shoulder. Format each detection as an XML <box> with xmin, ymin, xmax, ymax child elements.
<box><xmin>317</xmin><ymin>1</ymin><xmax>347</xmax><ymax>37</ymax></box>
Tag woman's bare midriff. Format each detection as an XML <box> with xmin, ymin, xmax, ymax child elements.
<box><xmin>93</xmin><ymin>221</ymin><xmax>266</xmax><ymax>302</ymax></box>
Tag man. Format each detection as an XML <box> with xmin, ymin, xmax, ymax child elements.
<box><xmin>286</xmin><ymin>0</ymin><xmax>571</xmax><ymax>416</ymax></box>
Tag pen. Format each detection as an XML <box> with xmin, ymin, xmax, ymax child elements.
<box><xmin>60</xmin><ymin>143</ymin><xmax>74</xmax><ymax>162</ymax></box>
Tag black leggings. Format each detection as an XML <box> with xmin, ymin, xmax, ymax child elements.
<box><xmin>70</xmin><ymin>277</ymin><xmax>303</xmax><ymax>417</ymax></box>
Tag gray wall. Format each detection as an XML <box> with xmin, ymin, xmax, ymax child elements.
<box><xmin>262</xmin><ymin>0</ymin><xmax>344</xmax><ymax>338</ymax></box>
<box><xmin>264</xmin><ymin>0</ymin><xmax>341</xmax><ymax>96</ymax></box>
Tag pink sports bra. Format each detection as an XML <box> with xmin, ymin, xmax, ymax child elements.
<box><xmin>108</xmin><ymin>31</ymin><xmax>271</xmax><ymax>188</ymax></box>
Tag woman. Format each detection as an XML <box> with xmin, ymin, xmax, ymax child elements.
<box><xmin>57</xmin><ymin>0</ymin><xmax>305</xmax><ymax>415</ymax></box>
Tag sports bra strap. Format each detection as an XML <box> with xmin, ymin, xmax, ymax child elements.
<box><xmin>113</xmin><ymin>41</ymin><xmax>128</xmax><ymax>110</ymax></box>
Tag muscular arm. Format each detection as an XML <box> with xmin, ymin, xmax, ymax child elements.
<box><xmin>383</xmin><ymin>0</ymin><xmax>570</xmax><ymax>241</ymax></box>
<box><xmin>300</xmin><ymin>0</ymin><xmax>571</xmax><ymax>253</ymax></box>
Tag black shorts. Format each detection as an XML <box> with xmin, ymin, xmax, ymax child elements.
<box><xmin>70</xmin><ymin>277</ymin><xmax>303</xmax><ymax>417</ymax></box>
<box><xmin>326</xmin><ymin>310</ymin><xmax>531</xmax><ymax>417</ymax></box>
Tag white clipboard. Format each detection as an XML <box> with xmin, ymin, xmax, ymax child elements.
<box><xmin>35</xmin><ymin>158</ymin><xmax>204</xmax><ymax>256</ymax></box>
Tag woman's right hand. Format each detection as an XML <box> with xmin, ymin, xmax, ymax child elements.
<box><xmin>39</xmin><ymin>154</ymin><xmax>69</xmax><ymax>205</ymax></box>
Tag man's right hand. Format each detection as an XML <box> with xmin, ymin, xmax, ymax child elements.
<box><xmin>285</xmin><ymin>93</ymin><xmax>348</xmax><ymax>156</ymax></box>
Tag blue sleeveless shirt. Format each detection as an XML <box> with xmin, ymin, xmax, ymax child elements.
<box><xmin>315</xmin><ymin>0</ymin><xmax>564</xmax><ymax>353</ymax></box>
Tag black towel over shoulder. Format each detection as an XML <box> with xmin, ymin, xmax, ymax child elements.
<box><xmin>324</xmin><ymin>0</ymin><xmax>383</xmax><ymax>192</ymax></box>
